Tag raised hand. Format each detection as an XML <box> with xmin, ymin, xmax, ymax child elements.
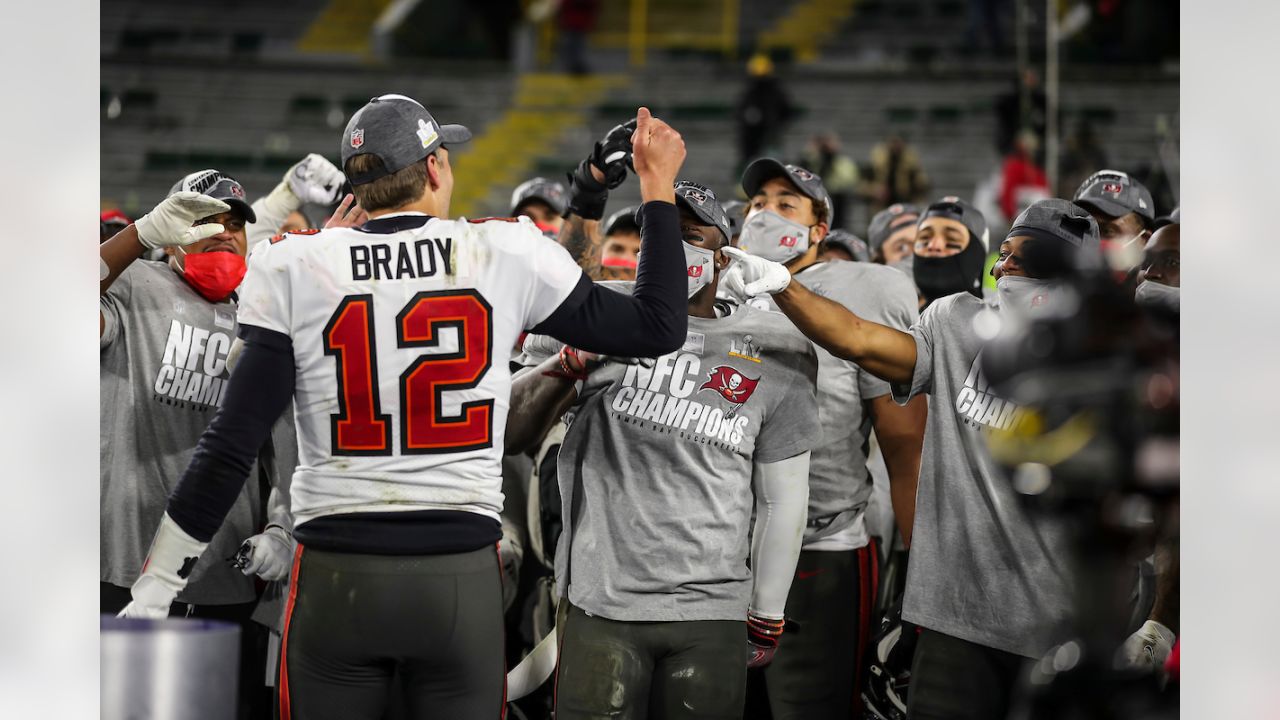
<box><xmin>135</xmin><ymin>192</ymin><xmax>231</xmax><ymax>250</ymax></box>
<box><xmin>630</xmin><ymin>107</ymin><xmax>686</xmax><ymax>204</ymax></box>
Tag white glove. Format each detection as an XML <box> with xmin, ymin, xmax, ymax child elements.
<box><xmin>716</xmin><ymin>262</ymin><xmax>750</xmax><ymax>302</ymax></box>
<box><xmin>286</xmin><ymin>153</ymin><xmax>345</xmax><ymax>206</ymax></box>
<box><xmin>118</xmin><ymin>513</ymin><xmax>209</xmax><ymax>619</ymax></box>
<box><xmin>233</xmin><ymin>525</ymin><xmax>295</xmax><ymax>582</ymax></box>
<box><xmin>1118</xmin><ymin>620</ymin><xmax>1175</xmax><ymax>671</ymax></box>
<box><xmin>134</xmin><ymin>192</ymin><xmax>230</xmax><ymax>250</ymax></box>
<box><xmin>722</xmin><ymin>246</ymin><xmax>792</xmax><ymax>296</ymax></box>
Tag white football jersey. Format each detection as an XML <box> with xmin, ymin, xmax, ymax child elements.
<box><xmin>237</xmin><ymin>213</ymin><xmax>584</xmax><ymax>527</ymax></box>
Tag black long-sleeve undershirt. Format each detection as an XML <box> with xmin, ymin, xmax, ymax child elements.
<box><xmin>533</xmin><ymin>200</ymin><xmax>687</xmax><ymax>356</ymax></box>
<box><xmin>167</xmin><ymin>326</ymin><xmax>294</xmax><ymax>542</ymax></box>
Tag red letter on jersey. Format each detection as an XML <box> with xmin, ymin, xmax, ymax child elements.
<box><xmin>323</xmin><ymin>295</ymin><xmax>392</xmax><ymax>455</ymax></box>
<box><xmin>396</xmin><ymin>290</ymin><xmax>494</xmax><ymax>454</ymax></box>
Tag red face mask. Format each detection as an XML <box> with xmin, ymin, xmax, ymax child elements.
<box><xmin>177</xmin><ymin>248</ymin><xmax>247</xmax><ymax>303</ymax></box>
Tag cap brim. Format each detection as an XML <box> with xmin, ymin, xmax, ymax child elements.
<box><xmin>224</xmin><ymin>198</ymin><xmax>258</xmax><ymax>224</ymax></box>
<box><xmin>741</xmin><ymin>158</ymin><xmax>790</xmax><ymax>198</ymax></box>
<box><xmin>1075</xmin><ymin>197</ymin><xmax>1131</xmax><ymax>221</ymax></box>
<box><xmin>439</xmin><ymin>124</ymin><xmax>472</xmax><ymax>146</ymax></box>
<box><xmin>674</xmin><ymin>194</ymin><xmax>730</xmax><ymax>243</ymax></box>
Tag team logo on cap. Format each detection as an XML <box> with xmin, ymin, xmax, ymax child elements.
<box><xmin>416</xmin><ymin>118</ymin><xmax>439</xmax><ymax>149</ymax></box>
<box><xmin>685</xmin><ymin>189</ymin><xmax>708</xmax><ymax>205</ymax></box>
<box><xmin>942</xmin><ymin>195</ymin><xmax>960</xmax><ymax>203</ymax></box>
<box><xmin>350</xmin><ymin>129</ymin><xmax>365</xmax><ymax>149</ymax></box>
<box><xmin>230</xmin><ymin>183</ymin><xmax>245</xmax><ymax>199</ymax></box>
<box><xmin>789</xmin><ymin>166</ymin><xmax>815</xmax><ymax>181</ymax></box>
<box><xmin>1102</xmin><ymin>182</ymin><xmax>1124</xmax><ymax>194</ymax></box>
<box><xmin>700</xmin><ymin>366</ymin><xmax>761</xmax><ymax>406</ymax></box>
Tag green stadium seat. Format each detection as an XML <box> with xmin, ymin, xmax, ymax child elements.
<box><xmin>885</xmin><ymin>106</ymin><xmax>919</xmax><ymax>124</ymax></box>
<box><xmin>929</xmin><ymin>105</ymin><xmax>962</xmax><ymax>122</ymax></box>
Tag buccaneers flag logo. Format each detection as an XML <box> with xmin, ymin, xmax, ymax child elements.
<box><xmin>700</xmin><ymin>365</ymin><xmax>761</xmax><ymax>405</ymax></box>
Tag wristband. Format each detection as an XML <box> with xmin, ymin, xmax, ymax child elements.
<box><xmin>747</xmin><ymin>613</ymin><xmax>787</xmax><ymax>648</ymax></box>
<box><xmin>557</xmin><ymin>346</ymin><xmax>591</xmax><ymax>382</ymax></box>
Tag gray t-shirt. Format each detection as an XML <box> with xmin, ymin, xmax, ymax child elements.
<box><xmin>522</xmin><ymin>291</ymin><xmax>821</xmax><ymax>622</ymax></box>
<box><xmin>101</xmin><ymin>260</ymin><xmax>263</xmax><ymax>605</ymax></box>
<box><xmin>892</xmin><ymin>292</ymin><xmax>1074</xmax><ymax>658</ymax></box>
<box><xmin>752</xmin><ymin>260</ymin><xmax>918</xmax><ymax>547</ymax></box>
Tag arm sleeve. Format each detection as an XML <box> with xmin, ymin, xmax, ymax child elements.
<box><xmin>749</xmin><ymin>452</ymin><xmax>811</xmax><ymax>619</ymax></box>
<box><xmin>531</xmin><ymin>201</ymin><xmax>688</xmax><ymax>357</ymax></box>
<box><xmin>166</xmin><ymin>325</ymin><xmax>295</xmax><ymax>541</ymax></box>
<box><xmin>754</xmin><ymin>346</ymin><xmax>822</xmax><ymax>464</ymax></box>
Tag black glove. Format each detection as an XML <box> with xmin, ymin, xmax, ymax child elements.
<box><xmin>590</xmin><ymin>119</ymin><xmax>638</xmax><ymax>189</ymax></box>
<box><xmin>564</xmin><ymin>158</ymin><xmax>610</xmax><ymax>221</ymax></box>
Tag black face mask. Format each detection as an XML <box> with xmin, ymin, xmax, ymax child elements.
<box><xmin>913</xmin><ymin>237</ymin><xmax>986</xmax><ymax>304</ymax></box>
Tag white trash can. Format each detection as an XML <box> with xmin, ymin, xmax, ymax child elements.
<box><xmin>101</xmin><ymin>616</ymin><xmax>240</xmax><ymax>720</ymax></box>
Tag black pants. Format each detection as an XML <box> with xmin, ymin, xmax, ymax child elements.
<box><xmin>279</xmin><ymin>544</ymin><xmax>505</xmax><ymax>720</ymax></box>
<box><xmin>745</xmin><ymin>541</ymin><xmax>880</xmax><ymax>720</ymax></box>
<box><xmin>101</xmin><ymin>582</ymin><xmax>272</xmax><ymax>720</ymax></box>
<box><xmin>555</xmin><ymin>603</ymin><xmax>747</xmax><ymax>719</ymax></box>
<box><xmin>906</xmin><ymin>628</ymin><xmax>1025</xmax><ymax>720</ymax></box>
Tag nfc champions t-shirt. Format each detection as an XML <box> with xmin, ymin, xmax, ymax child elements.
<box><xmin>751</xmin><ymin>260</ymin><xmax>919</xmax><ymax>548</ymax></box>
<box><xmin>100</xmin><ymin>260</ymin><xmax>264</xmax><ymax>605</ymax></box>
<box><xmin>892</xmin><ymin>292</ymin><xmax>1074</xmax><ymax>658</ymax></box>
<box><xmin>522</xmin><ymin>290</ymin><xmax>821</xmax><ymax>622</ymax></box>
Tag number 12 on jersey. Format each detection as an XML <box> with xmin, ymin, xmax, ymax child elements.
<box><xmin>322</xmin><ymin>290</ymin><xmax>494</xmax><ymax>456</ymax></box>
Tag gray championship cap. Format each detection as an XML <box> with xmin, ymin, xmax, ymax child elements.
<box><xmin>741</xmin><ymin>158</ymin><xmax>834</xmax><ymax>224</ymax></box>
<box><xmin>672</xmin><ymin>181</ymin><xmax>732</xmax><ymax>243</ymax></box>
<box><xmin>721</xmin><ymin>200</ymin><xmax>747</xmax><ymax>238</ymax></box>
<box><xmin>1007</xmin><ymin>197</ymin><xmax>1102</xmax><ymax>273</ymax></box>
<box><xmin>510</xmin><ymin>177</ymin><xmax>568</xmax><ymax>217</ymax></box>
<box><xmin>1073</xmin><ymin>169</ymin><xmax>1155</xmax><ymax>227</ymax></box>
<box><xmin>340</xmin><ymin>94</ymin><xmax>472</xmax><ymax>186</ymax></box>
<box><xmin>920</xmin><ymin>196</ymin><xmax>989</xmax><ymax>251</ymax></box>
<box><xmin>168</xmin><ymin>169</ymin><xmax>257</xmax><ymax>223</ymax></box>
<box><xmin>822</xmin><ymin>230</ymin><xmax>871</xmax><ymax>262</ymax></box>
<box><xmin>603</xmin><ymin>205</ymin><xmax>641</xmax><ymax>237</ymax></box>
<box><xmin>867</xmin><ymin>202</ymin><xmax>921</xmax><ymax>254</ymax></box>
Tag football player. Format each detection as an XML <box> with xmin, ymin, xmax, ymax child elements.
<box><xmin>508</xmin><ymin>181</ymin><xmax>821</xmax><ymax>719</ymax></box>
<box><xmin>511</xmin><ymin>176</ymin><xmax>569</xmax><ymax>237</ymax></box>
<box><xmin>726</xmin><ymin>198</ymin><xmax>1098</xmax><ymax>720</ymax></box>
<box><xmin>725</xmin><ymin>159</ymin><xmax>926</xmax><ymax>719</ymax></box>
<box><xmin>117</xmin><ymin>96</ymin><xmax>692</xmax><ymax>718</ymax></box>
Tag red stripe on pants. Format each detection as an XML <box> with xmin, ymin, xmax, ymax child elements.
<box><xmin>278</xmin><ymin>544</ymin><xmax>305</xmax><ymax>720</ymax></box>
<box><xmin>852</xmin><ymin>537</ymin><xmax>881</xmax><ymax>719</ymax></box>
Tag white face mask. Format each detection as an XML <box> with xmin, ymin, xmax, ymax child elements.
<box><xmin>684</xmin><ymin>242</ymin><xmax>716</xmax><ymax>298</ymax></box>
<box><xmin>738</xmin><ymin>210</ymin><xmax>810</xmax><ymax>263</ymax></box>
<box><xmin>1134</xmin><ymin>279</ymin><xmax>1179</xmax><ymax>312</ymax></box>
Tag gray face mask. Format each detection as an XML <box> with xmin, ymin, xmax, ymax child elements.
<box><xmin>684</xmin><ymin>242</ymin><xmax>715</xmax><ymax>298</ymax></box>
<box><xmin>996</xmin><ymin>275</ymin><xmax>1060</xmax><ymax>322</ymax></box>
<box><xmin>1134</xmin><ymin>279</ymin><xmax>1180</xmax><ymax>312</ymax></box>
<box><xmin>887</xmin><ymin>254</ymin><xmax>914</xmax><ymax>277</ymax></box>
<box><xmin>738</xmin><ymin>210</ymin><xmax>810</xmax><ymax>263</ymax></box>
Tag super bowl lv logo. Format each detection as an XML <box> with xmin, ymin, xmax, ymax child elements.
<box><xmin>152</xmin><ymin>320</ymin><xmax>234</xmax><ymax>410</ymax></box>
